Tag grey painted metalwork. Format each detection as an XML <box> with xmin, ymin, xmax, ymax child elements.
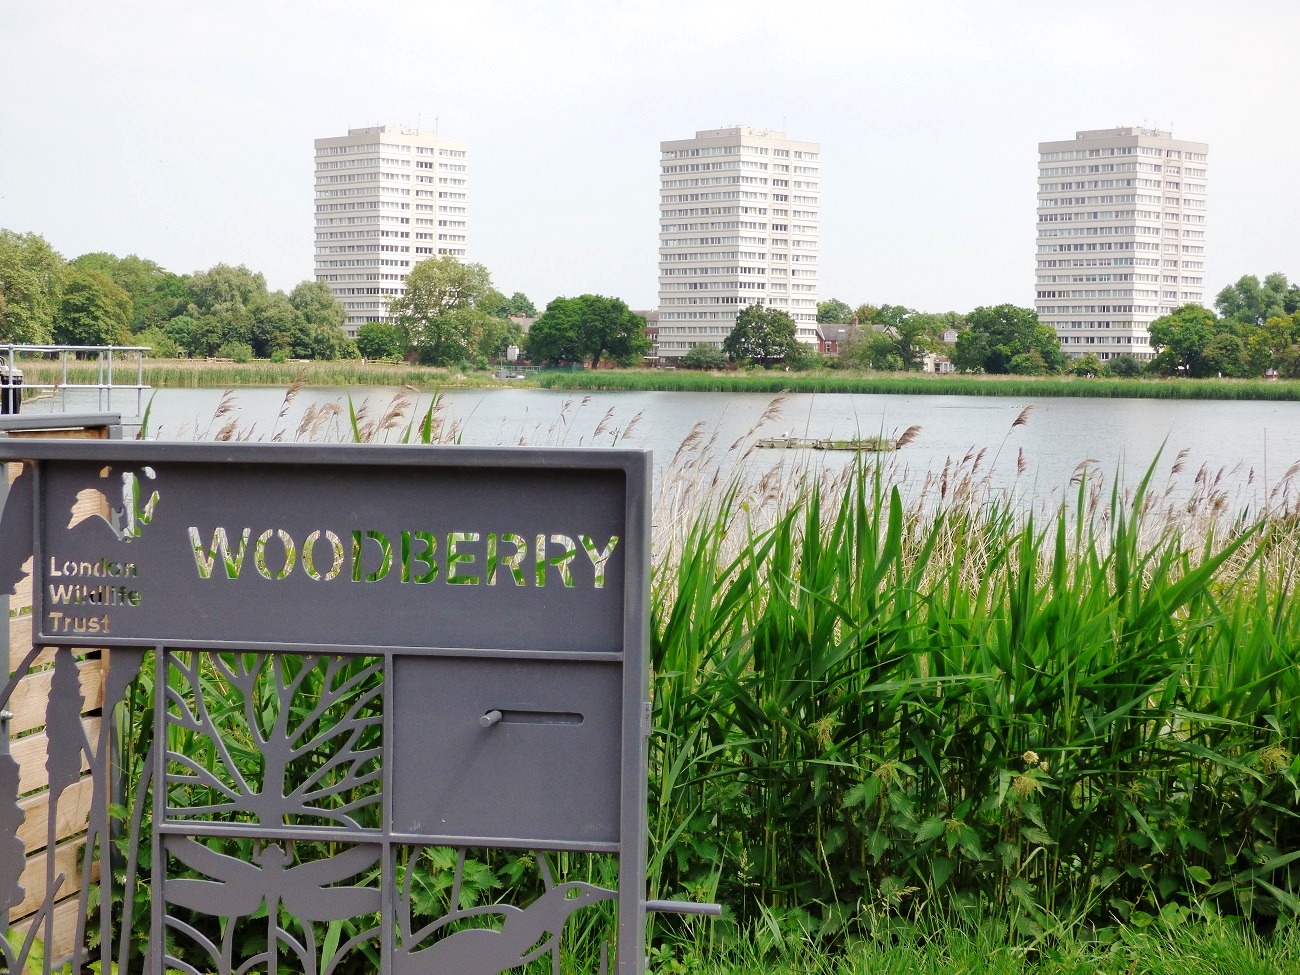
<box><xmin>0</xmin><ymin>441</ymin><xmax>712</xmax><ymax>975</ymax></box>
<box><xmin>0</xmin><ymin>413</ymin><xmax>124</xmax><ymax>438</ymax></box>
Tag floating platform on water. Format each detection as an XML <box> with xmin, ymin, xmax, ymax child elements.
<box><xmin>757</xmin><ymin>436</ymin><xmax>897</xmax><ymax>452</ymax></box>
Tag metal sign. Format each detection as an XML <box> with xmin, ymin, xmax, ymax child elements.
<box><xmin>0</xmin><ymin>440</ymin><xmax>687</xmax><ymax>975</ymax></box>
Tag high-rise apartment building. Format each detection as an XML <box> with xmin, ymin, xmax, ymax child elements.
<box><xmin>314</xmin><ymin>125</ymin><xmax>469</xmax><ymax>338</ymax></box>
<box><xmin>1036</xmin><ymin>127</ymin><xmax>1208</xmax><ymax>361</ymax></box>
<box><xmin>656</xmin><ymin>127</ymin><xmax>820</xmax><ymax>359</ymax></box>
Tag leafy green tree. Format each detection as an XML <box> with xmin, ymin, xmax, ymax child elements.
<box><xmin>186</xmin><ymin>264</ymin><xmax>268</xmax><ymax>313</ymax></box>
<box><xmin>1102</xmin><ymin>354</ymin><xmax>1144</xmax><ymax>378</ymax></box>
<box><xmin>474</xmin><ymin>313</ymin><xmax>523</xmax><ymax>361</ymax></box>
<box><xmin>1215</xmin><ymin>273</ymin><xmax>1290</xmax><ymax>328</ymax></box>
<box><xmin>134</xmin><ymin>326</ymin><xmax>179</xmax><ymax>358</ymax></box>
<box><xmin>176</xmin><ymin>264</ymin><xmax>273</xmax><ymax>357</ymax></box>
<box><xmin>248</xmin><ymin>291</ymin><xmax>300</xmax><ymax>358</ymax></box>
<box><xmin>71</xmin><ymin>252</ymin><xmax>173</xmax><ymax>331</ymax></box>
<box><xmin>841</xmin><ymin>331</ymin><xmax>903</xmax><ymax>370</ymax></box>
<box><xmin>852</xmin><ymin>303</ymin><xmax>878</xmax><ymax>325</ymax></box>
<box><xmin>574</xmin><ymin>295</ymin><xmax>649</xmax><ymax>368</ymax></box>
<box><xmin>293</xmin><ymin>319</ymin><xmax>350</xmax><ymax>360</ymax></box>
<box><xmin>1148</xmin><ymin>304</ymin><xmax>1220</xmax><ymax>377</ymax></box>
<box><xmin>356</xmin><ymin>322</ymin><xmax>407</xmax><ymax>360</ymax></box>
<box><xmin>505</xmin><ymin>292</ymin><xmax>537</xmax><ymax>318</ymax></box>
<box><xmin>133</xmin><ymin>272</ymin><xmax>188</xmax><ymax>332</ymax></box>
<box><xmin>1008</xmin><ymin>350</ymin><xmax>1047</xmax><ymax>375</ymax></box>
<box><xmin>387</xmin><ymin>256</ymin><xmax>494</xmax><ymax>364</ymax></box>
<box><xmin>285</xmin><ymin>281</ymin><xmax>349</xmax><ymax>360</ymax></box>
<box><xmin>893</xmin><ymin>318</ymin><xmax>931</xmax><ymax>371</ymax></box>
<box><xmin>723</xmin><ymin>304</ymin><xmax>802</xmax><ymax>366</ymax></box>
<box><xmin>289</xmin><ymin>280</ymin><xmax>346</xmax><ymax>330</ymax></box>
<box><xmin>217</xmin><ymin>341</ymin><xmax>254</xmax><ymax>363</ymax></box>
<box><xmin>0</xmin><ymin>229</ymin><xmax>66</xmax><ymax>343</ymax></box>
<box><xmin>1066</xmin><ymin>353</ymin><xmax>1104</xmax><ymax>377</ymax></box>
<box><xmin>1244</xmin><ymin>313</ymin><xmax>1300</xmax><ymax>377</ymax></box>
<box><xmin>1203</xmin><ymin>331</ymin><xmax>1245</xmax><ymax>377</ymax></box>
<box><xmin>525</xmin><ymin>295</ymin><xmax>649</xmax><ymax>368</ymax></box>
<box><xmin>54</xmin><ymin>268</ymin><xmax>131</xmax><ymax>346</ymax></box>
<box><xmin>683</xmin><ymin>344</ymin><xmax>727</xmax><ymax>370</ymax></box>
<box><xmin>479</xmin><ymin>288</ymin><xmax>510</xmax><ymax>319</ymax></box>
<box><xmin>816</xmin><ymin>298</ymin><xmax>852</xmax><ymax>324</ymax></box>
<box><xmin>184</xmin><ymin>310</ymin><xmax>226</xmax><ymax>358</ymax></box>
<box><xmin>525</xmin><ymin>298</ymin><xmax>584</xmax><ymax>364</ymax></box>
<box><xmin>162</xmin><ymin>314</ymin><xmax>198</xmax><ymax>353</ymax></box>
<box><xmin>952</xmin><ymin>304</ymin><xmax>1063</xmax><ymax>374</ymax></box>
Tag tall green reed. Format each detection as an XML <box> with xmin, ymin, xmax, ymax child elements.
<box><xmin>648</xmin><ymin>449</ymin><xmax>1300</xmax><ymax>939</ymax></box>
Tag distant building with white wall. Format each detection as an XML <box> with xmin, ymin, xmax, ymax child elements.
<box><xmin>1036</xmin><ymin>126</ymin><xmax>1207</xmax><ymax>361</ymax></box>
<box><xmin>656</xmin><ymin>126</ymin><xmax>820</xmax><ymax>360</ymax></box>
<box><xmin>314</xmin><ymin>125</ymin><xmax>469</xmax><ymax>338</ymax></box>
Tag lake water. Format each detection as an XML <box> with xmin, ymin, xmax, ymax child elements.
<box><xmin>22</xmin><ymin>385</ymin><xmax>1300</xmax><ymax>515</ymax></box>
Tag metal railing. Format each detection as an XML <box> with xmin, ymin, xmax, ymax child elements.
<box><xmin>1</xmin><ymin>343</ymin><xmax>152</xmax><ymax>416</ymax></box>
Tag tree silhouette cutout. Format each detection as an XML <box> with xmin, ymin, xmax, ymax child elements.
<box><xmin>164</xmin><ymin>652</ymin><xmax>383</xmax><ymax>828</ymax></box>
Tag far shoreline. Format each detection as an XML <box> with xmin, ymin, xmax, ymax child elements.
<box><xmin>13</xmin><ymin>358</ymin><xmax>1300</xmax><ymax>403</ymax></box>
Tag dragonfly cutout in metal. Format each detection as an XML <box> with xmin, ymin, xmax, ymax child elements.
<box><xmin>162</xmin><ymin>839</ymin><xmax>383</xmax><ymax>975</ymax></box>
<box><xmin>164</xmin><ymin>839</ymin><xmax>381</xmax><ymax>921</ymax></box>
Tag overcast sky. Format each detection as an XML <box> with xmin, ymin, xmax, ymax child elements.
<box><xmin>2</xmin><ymin>1</ymin><xmax>1296</xmax><ymax>313</ymax></box>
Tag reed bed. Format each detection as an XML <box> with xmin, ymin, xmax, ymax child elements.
<box><xmin>17</xmin><ymin>356</ymin><xmax>1300</xmax><ymax>402</ymax></box>
<box><xmin>537</xmin><ymin>369</ymin><xmax>1300</xmax><ymax>402</ymax></box>
<box><xmin>13</xmin><ymin>358</ymin><xmax>505</xmax><ymax>390</ymax></box>
<box><xmin>646</xmin><ymin>430</ymin><xmax>1300</xmax><ymax>944</ymax></box>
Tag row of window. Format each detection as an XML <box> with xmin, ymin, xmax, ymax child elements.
<box><xmin>1040</xmin><ymin>146</ymin><xmax>1205</xmax><ymax>162</ymax></box>
<box><xmin>1037</xmin><ymin>289</ymin><xmax>1159</xmax><ymax>299</ymax></box>
<box><xmin>1037</xmin><ymin>273</ymin><xmax>1150</xmax><ymax>283</ymax></box>
<box><xmin>660</xmin><ymin>205</ymin><xmax>773</xmax><ymax>218</ymax></box>
<box><xmin>660</xmin><ymin>221</ymin><xmax>772</xmax><ymax>233</ymax></box>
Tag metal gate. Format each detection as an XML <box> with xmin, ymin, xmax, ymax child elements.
<box><xmin>0</xmin><ymin>441</ymin><xmax>703</xmax><ymax>975</ymax></box>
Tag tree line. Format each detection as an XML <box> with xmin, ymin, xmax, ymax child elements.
<box><xmin>381</xmin><ymin>255</ymin><xmax>650</xmax><ymax>368</ymax></box>
<box><xmin>0</xmin><ymin>229</ymin><xmax>355</xmax><ymax>360</ymax></box>
<box><xmin>810</xmin><ymin>272</ymin><xmax>1300</xmax><ymax>378</ymax></box>
<box><xmin>0</xmin><ymin>228</ymin><xmax>654</xmax><ymax>369</ymax></box>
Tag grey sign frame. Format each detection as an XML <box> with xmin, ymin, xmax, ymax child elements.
<box><xmin>0</xmin><ymin>440</ymin><xmax>673</xmax><ymax>975</ymax></box>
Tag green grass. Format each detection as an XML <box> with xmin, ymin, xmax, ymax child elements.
<box><xmin>650</xmin><ymin>915</ymin><xmax>1300</xmax><ymax>973</ymax></box>
<box><xmin>537</xmin><ymin>368</ymin><xmax>1300</xmax><ymax>401</ymax></box>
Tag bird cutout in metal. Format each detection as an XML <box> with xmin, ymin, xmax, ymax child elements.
<box><xmin>395</xmin><ymin>849</ymin><xmax>614</xmax><ymax>975</ymax></box>
<box><xmin>67</xmin><ymin>465</ymin><xmax>159</xmax><ymax>541</ymax></box>
<box><xmin>163</xmin><ymin>651</ymin><xmax>384</xmax><ymax>828</ymax></box>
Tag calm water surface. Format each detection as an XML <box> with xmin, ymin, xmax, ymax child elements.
<box><xmin>28</xmin><ymin>385</ymin><xmax>1300</xmax><ymax>511</ymax></box>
